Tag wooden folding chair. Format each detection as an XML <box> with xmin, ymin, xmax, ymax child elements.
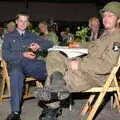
<box><xmin>0</xmin><ymin>60</ymin><xmax>43</xmax><ymax>104</ymax></box>
<box><xmin>80</xmin><ymin>56</ymin><xmax>120</xmax><ymax>120</ymax></box>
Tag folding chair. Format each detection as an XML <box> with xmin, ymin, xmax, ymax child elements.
<box><xmin>80</xmin><ymin>56</ymin><xmax>120</xmax><ymax>120</ymax></box>
<box><xmin>0</xmin><ymin>60</ymin><xmax>43</xmax><ymax>103</ymax></box>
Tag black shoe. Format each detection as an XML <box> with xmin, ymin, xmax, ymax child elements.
<box><xmin>39</xmin><ymin>107</ymin><xmax>62</xmax><ymax>120</ymax></box>
<box><xmin>6</xmin><ymin>113</ymin><xmax>21</xmax><ymax>120</ymax></box>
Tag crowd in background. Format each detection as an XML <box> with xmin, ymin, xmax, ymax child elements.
<box><xmin>0</xmin><ymin>16</ymin><xmax>104</xmax><ymax>63</ymax></box>
<box><xmin>0</xmin><ymin>16</ymin><xmax>102</xmax><ymax>49</ymax></box>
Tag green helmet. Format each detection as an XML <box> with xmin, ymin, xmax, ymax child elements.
<box><xmin>100</xmin><ymin>1</ymin><xmax>120</xmax><ymax>18</ymax></box>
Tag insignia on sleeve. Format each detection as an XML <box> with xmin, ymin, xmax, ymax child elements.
<box><xmin>113</xmin><ymin>42</ymin><xmax>120</xmax><ymax>51</ymax></box>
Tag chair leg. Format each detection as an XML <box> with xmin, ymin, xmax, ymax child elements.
<box><xmin>114</xmin><ymin>78</ymin><xmax>120</xmax><ymax>104</ymax></box>
<box><xmin>86</xmin><ymin>91</ymin><xmax>107</xmax><ymax>120</ymax></box>
<box><xmin>0</xmin><ymin>77</ymin><xmax>5</xmax><ymax>103</ymax></box>
<box><xmin>81</xmin><ymin>94</ymin><xmax>95</xmax><ymax>116</ymax></box>
<box><xmin>23</xmin><ymin>81</ymin><xmax>43</xmax><ymax>99</ymax></box>
<box><xmin>24</xmin><ymin>83</ymin><xmax>29</xmax><ymax>97</ymax></box>
<box><xmin>69</xmin><ymin>95</ymin><xmax>73</xmax><ymax>111</ymax></box>
<box><xmin>111</xmin><ymin>95</ymin><xmax>114</xmax><ymax>110</ymax></box>
<box><xmin>6</xmin><ymin>76</ymin><xmax>10</xmax><ymax>96</ymax></box>
<box><xmin>113</xmin><ymin>93</ymin><xmax>120</xmax><ymax>111</ymax></box>
<box><xmin>36</xmin><ymin>81</ymin><xmax>43</xmax><ymax>88</ymax></box>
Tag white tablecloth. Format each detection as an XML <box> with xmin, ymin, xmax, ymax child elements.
<box><xmin>48</xmin><ymin>46</ymin><xmax>88</xmax><ymax>59</ymax></box>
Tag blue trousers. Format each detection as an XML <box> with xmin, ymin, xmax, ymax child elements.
<box><xmin>8</xmin><ymin>58</ymin><xmax>47</xmax><ymax>113</ymax></box>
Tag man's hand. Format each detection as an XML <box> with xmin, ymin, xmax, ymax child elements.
<box><xmin>23</xmin><ymin>51</ymin><xmax>36</xmax><ymax>59</ymax></box>
<box><xmin>68</xmin><ymin>60</ymin><xmax>79</xmax><ymax>70</ymax></box>
<box><xmin>29</xmin><ymin>43</ymin><xmax>40</xmax><ymax>52</ymax></box>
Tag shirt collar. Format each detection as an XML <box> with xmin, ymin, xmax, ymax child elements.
<box><xmin>16</xmin><ymin>29</ymin><xmax>25</xmax><ymax>35</ymax></box>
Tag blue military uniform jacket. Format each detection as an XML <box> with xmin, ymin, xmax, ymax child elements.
<box><xmin>2</xmin><ymin>30</ymin><xmax>53</xmax><ymax>64</ymax></box>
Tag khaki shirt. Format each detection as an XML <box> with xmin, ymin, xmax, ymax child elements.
<box><xmin>64</xmin><ymin>30</ymin><xmax>120</xmax><ymax>91</ymax></box>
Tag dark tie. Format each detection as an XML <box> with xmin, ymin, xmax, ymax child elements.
<box><xmin>21</xmin><ymin>33</ymin><xmax>24</xmax><ymax>37</ymax></box>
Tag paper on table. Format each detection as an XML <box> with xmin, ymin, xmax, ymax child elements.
<box><xmin>48</xmin><ymin>46</ymin><xmax>88</xmax><ymax>59</ymax></box>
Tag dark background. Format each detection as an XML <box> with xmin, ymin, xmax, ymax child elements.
<box><xmin>0</xmin><ymin>0</ymin><xmax>119</xmax><ymax>31</ymax></box>
<box><xmin>0</xmin><ymin>0</ymin><xmax>116</xmax><ymax>22</ymax></box>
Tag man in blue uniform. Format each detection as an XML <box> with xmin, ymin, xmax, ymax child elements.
<box><xmin>2</xmin><ymin>13</ymin><xmax>53</xmax><ymax>120</ymax></box>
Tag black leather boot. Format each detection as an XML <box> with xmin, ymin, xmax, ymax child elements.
<box><xmin>39</xmin><ymin>107</ymin><xmax>62</xmax><ymax>120</ymax></box>
<box><xmin>6</xmin><ymin>113</ymin><xmax>21</xmax><ymax>120</ymax></box>
<box><xmin>34</xmin><ymin>86</ymin><xmax>70</xmax><ymax>101</ymax></box>
<box><xmin>34</xmin><ymin>71</ymin><xmax>70</xmax><ymax>101</ymax></box>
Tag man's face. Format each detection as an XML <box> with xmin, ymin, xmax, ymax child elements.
<box><xmin>90</xmin><ymin>21</ymin><xmax>99</xmax><ymax>33</ymax></box>
<box><xmin>16</xmin><ymin>15</ymin><xmax>29</xmax><ymax>31</ymax></box>
<box><xmin>103</xmin><ymin>11</ymin><xmax>118</xmax><ymax>30</ymax></box>
<box><xmin>7</xmin><ymin>25</ymin><xmax>15</xmax><ymax>32</ymax></box>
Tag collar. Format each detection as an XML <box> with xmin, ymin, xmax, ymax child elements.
<box><xmin>16</xmin><ymin>29</ymin><xmax>25</xmax><ymax>35</ymax></box>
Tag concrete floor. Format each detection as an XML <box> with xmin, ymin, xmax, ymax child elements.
<box><xmin>0</xmin><ymin>93</ymin><xmax>120</xmax><ymax>120</ymax></box>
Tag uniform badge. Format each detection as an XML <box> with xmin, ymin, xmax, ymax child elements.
<box><xmin>113</xmin><ymin>42</ymin><xmax>120</xmax><ymax>51</ymax></box>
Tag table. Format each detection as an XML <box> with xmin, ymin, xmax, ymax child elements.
<box><xmin>48</xmin><ymin>46</ymin><xmax>88</xmax><ymax>59</ymax></box>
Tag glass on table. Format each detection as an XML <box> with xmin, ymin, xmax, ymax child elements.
<box><xmin>68</xmin><ymin>41</ymin><xmax>80</xmax><ymax>48</ymax></box>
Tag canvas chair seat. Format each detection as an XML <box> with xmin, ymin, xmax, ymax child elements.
<box><xmin>0</xmin><ymin>60</ymin><xmax>43</xmax><ymax>103</ymax></box>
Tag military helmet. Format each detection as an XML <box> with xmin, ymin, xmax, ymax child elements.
<box><xmin>100</xmin><ymin>1</ymin><xmax>120</xmax><ymax>18</ymax></box>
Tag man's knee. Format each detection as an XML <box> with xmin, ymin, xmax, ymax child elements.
<box><xmin>50</xmin><ymin>71</ymin><xmax>66</xmax><ymax>90</ymax></box>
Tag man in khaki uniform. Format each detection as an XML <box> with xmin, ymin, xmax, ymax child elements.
<box><xmin>64</xmin><ymin>1</ymin><xmax>120</xmax><ymax>91</ymax></box>
<box><xmin>36</xmin><ymin>1</ymin><xmax>120</xmax><ymax>120</ymax></box>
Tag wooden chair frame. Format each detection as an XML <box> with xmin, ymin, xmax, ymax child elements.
<box><xmin>0</xmin><ymin>60</ymin><xmax>43</xmax><ymax>103</ymax></box>
<box><xmin>80</xmin><ymin>56</ymin><xmax>120</xmax><ymax>120</ymax></box>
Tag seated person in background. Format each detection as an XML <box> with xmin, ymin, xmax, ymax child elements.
<box><xmin>6</xmin><ymin>21</ymin><xmax>16</xmax><ymax>33</ymax></box>
<box><xmin>1</xmin><ymin>21</ymin><xmax>16</xmax><ymax>42</ymax></box>
<box><xmin>88</xmin><ymin>17</ymin><xmax>100</xmax><ymax>41</ymax></box>
<box><xmin>2</xmin><ymin>13</ymin><xmax>53</xmax><ymax>120</ymax></box>
<box><xmin>0</xmin><ymin>21</ymin><xmax>16</xmax><ymax>60</ymax></box>
<box><xmin>35</xmin><ymin>1</ymin><xmax>120</xmax><ymax>120</ymax></box>
<box><xmin>60</xmin><ymin>26</ymin><xmax>74</xmax><ymax>45</ymax></box>
<box><xmin>38</xmin><ymin>21</ymin><xmax>59</xmax><ymax>46</ymax></box>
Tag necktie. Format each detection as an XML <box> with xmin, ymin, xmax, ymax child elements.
<box><xmin>21</xmin><ymin>33</ymin><xmax>24</xmax><ymax>37</ymax></box>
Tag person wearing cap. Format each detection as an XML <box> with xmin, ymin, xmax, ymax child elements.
<box><xmin>38</xmin><ymin>21</ymin><xmax>59</xmax><ymax>46</ymax></box>
<box><xmin>35</xmin><ymin>2</ymin><xmax>120</xmax><ymax>120</ymax></box>
<box><xmin>64</xmin><ymin>1</ymin><xmax>120</xmax><ymax>91</ymax></box>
